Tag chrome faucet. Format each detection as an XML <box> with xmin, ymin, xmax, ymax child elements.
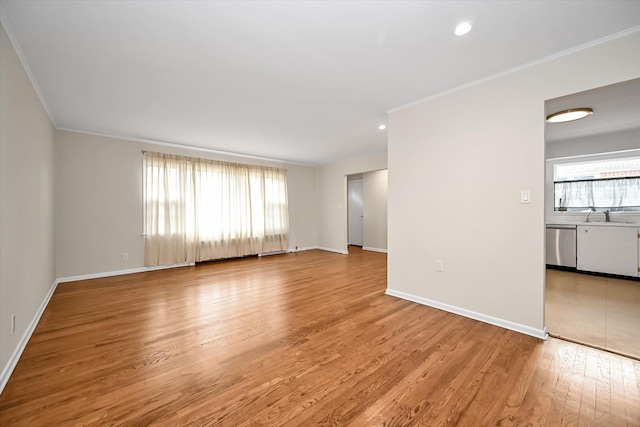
<box><xmin>586</xmin><ymin>207</ymin><xmax>596</xmax><ymax>222</ymax></box>
<box><xmin>604</xmin><ymin>210</ymin><xmax>610</xmax><ymax>222</ymax></box>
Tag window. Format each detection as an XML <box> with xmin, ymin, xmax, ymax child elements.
<box><xmin>144</xmin><ymin>152</ymin><xmax>289</xmax><ymax>266</ymax></box>
<box><xmin>554</xmin><ymin>157</ymin><xmax>640</xmax><ymax>212</ymax></box>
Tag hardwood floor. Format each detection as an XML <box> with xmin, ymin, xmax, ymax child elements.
<box><xmin>1</xmin><ymin>248</ymin><xmax>639</xmax><ymax>426</ymax></box>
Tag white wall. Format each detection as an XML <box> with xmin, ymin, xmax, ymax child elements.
<box><xmin>546</xmin><ymin>128</ymin><xmax>640</xmax><ymax>159</ymax></box>
<box><xmin>388</xmin><ymin>31</ymin><xmax>640</xmax><ymax>337</ymax></box>
<box><xmin>0</xmin><ymin>23</ymin><xmax>56</xmax><ymax>385</ymax></box>
<box><xmin>363</xmin><ymin>169</ymin><xmax>387</xmax><ymax>252</ymax></box>
<box><xmin>317</xmin><ymin>152</ymin><xmax>387</xmax><ymax>253</ymax></box>
<box><xmin>55</xmin><ymin>131</ymin><xmax>145</xmax><ymax>278</ymax></box>
<box><xmin>55</xmin><ymin>130</ymin><xmax>319</xmax><ymax>279</ymax></box>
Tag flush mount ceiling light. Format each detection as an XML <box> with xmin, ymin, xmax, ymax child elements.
<box><xmin>546</xmin><ymin>108</ymin><xmax>593</xmax><ymax>123</ymax></box>
<box><xmin>378</xmin><ymin>124</ymin><xmax>387</xmax><ymax>130</ymax></box>
<box><xmin>454</xmin><ymin>21</ymin><xmax>472</xmax><ymax>36</ymax></box>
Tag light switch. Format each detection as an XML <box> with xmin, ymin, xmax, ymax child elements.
<box><xmin>521</xmin><ymin>190</ymin><xmax>531</xmax><ymax>204</ymax></box>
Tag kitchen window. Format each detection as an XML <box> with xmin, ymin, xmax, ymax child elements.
<box><xmin>554</xmin><ymin>157</ymin><xmax>640</xmax><ymax>212</ymax></box>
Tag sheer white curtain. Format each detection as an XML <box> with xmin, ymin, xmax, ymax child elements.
<box><xmin>555</xmin><ymin>177</ymin><xmax>640</xmax><ymax>212</ymax></box>
<box><xmin>144</xmin><ymin>152</ymin><xmax>289</xmax><ymax>266</ymax></box>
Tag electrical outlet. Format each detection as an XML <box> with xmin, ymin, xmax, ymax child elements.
<box><xmin>11</xmin><ymin>314</ymin><xmax>16</xmax><ymax>334</ymax></box>
<box><xmin>435</xmin><ymin>260</ymin><xmax>444</xmax><ymax>272</ymax></box>
<box><xmin>123</xmin><ymin>253</ymin><xmax>129</xmax><ymax>261</ymax></box>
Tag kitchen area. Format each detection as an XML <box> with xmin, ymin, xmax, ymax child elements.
<box><xmin>545</xmin><ymin>78</ymin><xmax>640</xmax><ymax>359</ymax></box>
<box><xmin>546</xmin><ymin>219</ymin><xmax>640</xmax><ymax>358</ymax></box>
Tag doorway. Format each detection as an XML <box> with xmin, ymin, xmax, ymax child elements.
<box><xmin>544</xmin><ymin>78</ymin><xmax>640</xmax><ymax>359</ymax></box>
<box><xmin>347</xmin><ymin>175</ymin><xmax>363</xmax><ymax>247</ymax></box>
<box><xmin>345</xmin><ymin>170</ymin><xmax>388</xmax><ymax>253</ymax></box>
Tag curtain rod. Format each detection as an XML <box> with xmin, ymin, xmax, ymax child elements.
<box><xmin>555</xmin><ymin>175</ymin><xmax>639</xmax><ymax>184</ymax></box>
<box><xmin>139</xmin><ymin>150</ymin><xmax>287</xmax><ymax>172</ymax></box>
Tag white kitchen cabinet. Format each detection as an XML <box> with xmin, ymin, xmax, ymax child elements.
<box><xmin>577</xmin><ymin>225</ymin><xmax>638</xmax><ymax>277</ymax></box>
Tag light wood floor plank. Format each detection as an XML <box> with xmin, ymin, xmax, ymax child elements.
<box><xmin>622</xmin><ymin>358</ymin><xmax>640</xmax><ymax>426</ymax></box>
<box><xmin>1</xmin><ymin>248</ymin><xmax>639</xmax><ymax>426</ymax></box>
<box><xmin>505</xmin><ymin>338</ymin><xmax>560</xmax><ymax>426</ymax></box>
<box><xmin>580</xmin><ymin>346</ymin><xmax>599</xmax><ymax>426</ymax></box>
<box><xmin>544</xmin><ymin>341</ymin><xmax>579</xmax><ymax>426</ymax></box>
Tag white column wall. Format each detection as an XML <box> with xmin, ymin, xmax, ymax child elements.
<box><xmin>363</xmin><ymin>169</ymin><xmax>388</xmax><ymax>252</ymax></box>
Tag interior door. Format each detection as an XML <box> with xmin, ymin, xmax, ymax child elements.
<box><xmin>348</xmin><ymin>179</ymin><xmax>363</xmax><ymax>246</ymax></box>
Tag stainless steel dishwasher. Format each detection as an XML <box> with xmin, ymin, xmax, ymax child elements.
<box><xmin>546</xmin><ymin>224</ymin><xmax>577</xmax><ymax>268</ymax></box>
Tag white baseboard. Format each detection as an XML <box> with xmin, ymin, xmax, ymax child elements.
<box><xmin>317</xmin><ymin>247</ymin><xmax>349</xmax><ymax>255</ymax></box>
<box><xmin>57</xmin><ymin>262</ymin><xmax>195</xmax><ymax>284</ymax></box>
<box><xmin>362</xmin><ymin>246</ymin><xmax>388</xmax><ymax>253</ymax></box>
<box><xmin>385</xmin><ymin>288</ymin><xmax>548</xmax><ymax>340</ymax></box>
<box><xmin>0</xmin><ymin>279</ymin><xmax>59</xmax><ymax>395</ymax></box>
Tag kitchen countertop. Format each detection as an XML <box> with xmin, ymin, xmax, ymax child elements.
<box><xmin>547</xmin><ymin>221</ymin><xmax>640</xmax><ymax>228</ymax></box>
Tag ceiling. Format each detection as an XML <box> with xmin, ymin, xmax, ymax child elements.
<box><xmin>545</xmin><ymin>78</ymin><xmax>640</xmax><ymax>143</ymax></box>
<box><xmin>1</xmin><ymin>1</ymin><xmax>639</xmax><ymax>165</ymax></box>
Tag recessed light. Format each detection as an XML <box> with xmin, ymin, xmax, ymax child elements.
<box><xmin>378</xmin><ymin>124</ymin><xmax>386</xmax><ymax>130</ymax></box>
<box><xmin>546</xmin><ymin>108</ymin><xmax>593</xmax><ymax>123</ymax></box>
<box><xmin>454</xmin><ymin>22</ymin><xmax>472</xmax><ymax>36</ymax></box>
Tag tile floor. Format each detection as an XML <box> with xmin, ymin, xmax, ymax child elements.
<box><xmin>546</xmin><ymin>268</ymin><xmax>640</xmax><ymax>358</ymax></box>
